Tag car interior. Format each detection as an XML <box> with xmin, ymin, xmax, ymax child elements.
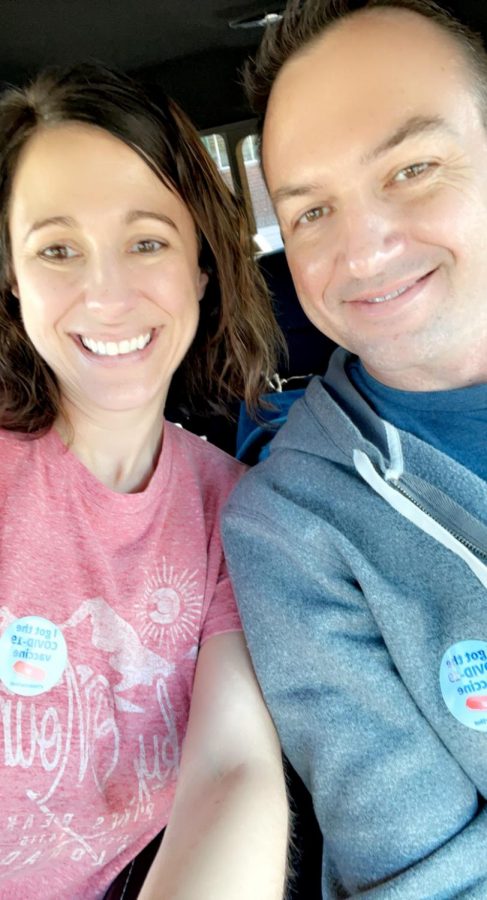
<box><xmin>1</xmin><ymin>1</ymin><xmax>486</xmax><ymax>895</ymax></box>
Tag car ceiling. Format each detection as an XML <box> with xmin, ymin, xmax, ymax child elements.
<box><xmin>0</xmin><ymin>0</ymin><xmax>486</xmax><ymax>130</ymax></box>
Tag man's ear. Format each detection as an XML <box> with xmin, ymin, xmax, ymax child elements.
<box><xmin>197</xmin><ymin>269</ymin><xmax>209</xmax><ymax>302</ymax></box>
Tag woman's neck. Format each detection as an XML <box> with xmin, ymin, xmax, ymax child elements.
<box><xmin>55</xmin><ymin>400</ymin><xmax>166</xmax><ymax>493</ymax></box>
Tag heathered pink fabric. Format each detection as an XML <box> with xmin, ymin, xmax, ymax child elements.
<box><xmin>0</xmin><ymin>422</ymin><xmax>243</xmax><ymax>899</ymax></box>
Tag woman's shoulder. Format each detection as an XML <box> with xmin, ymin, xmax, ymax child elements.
<box><xmin>0</xmin><ymin>429</ymin><xmax>36</xmax><ymax>491</ymax></box>
<box><xmin>0</xmin><ymin>427</ymin><xmax>32</xmax><ymax>456</ymax></box>
<box><xmin>0</xmin><ymin>427</ymin><xmax>53</xmax><ymax>474</ymax></box>
<box><xmin>0</xmin><ymin>427</ymin><xmax>52</xmax><ymax>448</ymax></box>
<box><xmin>165</xmin><ymin>421</ymin><xmax>245</xmax><ymax>488</ymax></box>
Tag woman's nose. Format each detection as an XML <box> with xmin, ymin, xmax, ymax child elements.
<box><xmin>83</xmin><ymin>260</ymin><xmax>136</xmax><ymax>319</ymax></box>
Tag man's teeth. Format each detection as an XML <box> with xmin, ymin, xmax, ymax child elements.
<box><xmin>367</xmin><ymin>283</ymin><xmax>413</xmax><ymax>304</ymax></box>
<box><xmin>80</xmin><ymin>332</ymin><xmax>152</xmax><ymax>356</ymax></box>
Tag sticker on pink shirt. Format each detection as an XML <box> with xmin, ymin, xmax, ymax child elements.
<box><xmin>0</xmin><ymin>615</ymin><xmax>68</xmax><ymax>696</ymax></box>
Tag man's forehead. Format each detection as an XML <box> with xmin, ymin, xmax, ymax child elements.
<box><xmin>262</xmin><ymin>6</ymin><xmax>477</xmax><ymax>181</ymax></box>
<box><xmin>271</xmin><ymin>5</ymin><xmax>466</xmax><ymax>78</ymax></box>
<box><xmin>265</xmin><ymin>7</ymin><xmax>471</xmax><ymax>122</ymax></box>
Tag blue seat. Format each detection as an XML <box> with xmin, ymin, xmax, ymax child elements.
<box><xmin>257</xmin><ymin>249</ymin><xmax>336</xmax><ymax>379</ymax></box>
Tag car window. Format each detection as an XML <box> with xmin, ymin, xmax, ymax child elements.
<box><xmin>239</xmin><ymin>134</ymin><xmax>283</xmax><ymax>253</ymax></box>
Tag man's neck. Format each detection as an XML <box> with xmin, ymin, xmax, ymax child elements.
<box><xmin>362</xmin><ymin>350</ymin><xmax>487</xmax><ymax>392</ymax></box>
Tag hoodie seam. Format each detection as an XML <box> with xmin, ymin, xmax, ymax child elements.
<box><xmin>224</xmin><ymin>505</ymin><xmax>348</xmax><ymax>576</ymax></box>
<box><xmin>301</xmin><ymin>393</ymin><xmax>362</xmax><ymax>463</ymax></box>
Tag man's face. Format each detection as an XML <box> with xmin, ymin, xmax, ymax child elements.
<box><xmin>263</xmin><ymin>9</ymin><xmax>487</xmax><ymax>389</ymax></box>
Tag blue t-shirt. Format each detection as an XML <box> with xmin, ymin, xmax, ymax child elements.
<box><xmin>348</xmin><ymin>358</ymin><xmax>487</xmax><ymax>481</ymax></box>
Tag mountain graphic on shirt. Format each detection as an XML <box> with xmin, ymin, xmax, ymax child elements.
<box><xmin>64</xmin><ymin>598</ymin><xmax>174</xmax><ymax>711</ymax></box>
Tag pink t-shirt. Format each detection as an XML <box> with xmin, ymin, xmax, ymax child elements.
<box><xmin>0</xmin><ymin>423</ymin><xmax>243</xmax><ymax>899</ymax></box>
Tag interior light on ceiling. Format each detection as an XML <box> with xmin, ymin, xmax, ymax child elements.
<box><xmin>229</xmin><ymin>11</ymin><xmax>283</xmax><ymax>29</ymax></box>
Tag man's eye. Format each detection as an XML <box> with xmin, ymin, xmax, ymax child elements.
<box><xmin>39</xmin><ymin>245</ymin><xmax>78</xmax><ymax>260</ymax></box>
<box><xmin>297</xmin><ymin>206</ymin><xmax>329</xmax><ymax>226</ymax></box>
<box><xmin>130</xmin><ymin>239</ymin><xmax>165</xmax><ymax>253</ymax></box>
<box><xmin>393</xmin><ymin>161</ymin><xmax>432</xmax><ymax>182</ymax></box>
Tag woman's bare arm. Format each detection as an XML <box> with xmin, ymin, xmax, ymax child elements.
<box><xmin>138</xmin><ymin>631</ymin><xmax>288</xmax><ymax>900</ymax></box>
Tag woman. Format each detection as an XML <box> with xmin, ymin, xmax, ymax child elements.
<box><xmin>0</xmin><ymin>64</ymin><xmax>287</xmax><ymax>899</ymax></box>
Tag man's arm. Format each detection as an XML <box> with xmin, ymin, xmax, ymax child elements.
<box><xmin>223</xmin><ymin>504</ymin><xmax>487</xmax><ymax>898</ymax></box>
<box><xmin>138</xmin><ymin>631</ymin><xmax>288</xmax><ymax>900</ymax></box>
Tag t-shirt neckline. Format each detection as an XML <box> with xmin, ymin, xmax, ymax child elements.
<box><xmin>44</xmin><ymin>422</ymin><xmax>174</xmax><ymax>514</ymax></box>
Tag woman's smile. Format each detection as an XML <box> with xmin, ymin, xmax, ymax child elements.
<box><xmin>9</xmin><ymin>122</ymin><xmax>206</xmax><ymax>418</ymax></box>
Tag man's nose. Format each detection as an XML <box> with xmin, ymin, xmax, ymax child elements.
<box><xmin>83</xmin><ymin>259</ymin><xmax>136</xmax><ymax>319</ymax></box>
<box><xmin>341</xmin><ymin>198</ymin><xmax>405</xmax><ymax>279</ymax></box>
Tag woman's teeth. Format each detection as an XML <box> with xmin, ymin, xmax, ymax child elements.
<box><xmin>80</xmin><ymin>332</ymin><xmax>152</xmax><ymax>356</ymax></box>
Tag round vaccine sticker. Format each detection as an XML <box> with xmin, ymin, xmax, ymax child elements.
<box><xmin>440</xmin><ymin>640</ymin><xmax>487</xmax><ymax>732</ymax></box>
<box><xmin>0</xmin><ymin>616</ymin><xmax>67</xmax><ymax>697</ymax></box>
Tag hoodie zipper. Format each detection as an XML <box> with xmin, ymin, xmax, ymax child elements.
<box><xmin>391</xmin><ymin>478</ymin><xmax>487</xmax><ymax>562</ymax></box>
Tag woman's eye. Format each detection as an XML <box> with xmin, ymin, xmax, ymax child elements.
<box><xmin>130</xmin><ymin>239</ymin><xmax>166</xmax><ymax>254</ymax></box>
<box><xmin>393</xmin><ymin>161</ymin><xmax>433</xmax><ymax>183</ymax></box>
<box><xmin>39</xmin><ymin>244</ymin><xmax>78</xmax><ymax>260</ymax></box>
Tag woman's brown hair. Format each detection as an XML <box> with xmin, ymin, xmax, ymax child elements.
<box><xmin>0</xmin><ymin>63</ymin><xmax>283</xmax><ymax>433</ymax></box>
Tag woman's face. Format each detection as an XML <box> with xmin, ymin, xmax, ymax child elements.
<box><xmin>8</xmin><ymin>122</ymin><xmax>208</xmax><ymax>420</ymax></box>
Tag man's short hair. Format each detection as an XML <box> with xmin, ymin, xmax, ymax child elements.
<box><xmin>245</xmin><ymin>0</ymin><xmax>487</xmax><ymax>130</ymax></box>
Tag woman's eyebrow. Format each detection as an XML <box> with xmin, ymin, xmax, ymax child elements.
<box><xmin>25</xmin><ymin>215</ymin><xmax>76</xmax><ymax>240</ymax></box>
<box><xmin>125</xmin><ymin>210</ymin><xmax>178</xmax><ymax>231</ymax></box>
<box><xmin>24</xmin><ymin>210</ymin><xmax>179</xmax><ymax>242</ymax></box>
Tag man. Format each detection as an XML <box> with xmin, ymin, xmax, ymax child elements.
<box><xmin>222</xmin><ymin>1</ymin><xmax>487</xmax><ymax>896</ymax></box>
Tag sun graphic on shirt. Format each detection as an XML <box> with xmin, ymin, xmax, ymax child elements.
<box><xmin>135</xmin><ymin>558</ymin><xmax>203</xmax><ymax>651</ymax></box>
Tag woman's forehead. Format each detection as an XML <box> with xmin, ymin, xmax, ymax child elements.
<box><xmin>9</xmin><ymin>122</ymin><xmax>196</xmax><ymax>235</ymax></box>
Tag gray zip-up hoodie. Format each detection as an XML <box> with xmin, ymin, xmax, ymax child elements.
<box><xmin>223</xmin><ymin>349</ymin><xmax>487</xmax><ymax>899</ymax></box>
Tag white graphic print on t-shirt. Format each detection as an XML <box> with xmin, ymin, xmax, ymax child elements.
<box><xmin>0</xmin><ymin>595</ymin><xmax>186</xmax><ymax>878</ymax></box>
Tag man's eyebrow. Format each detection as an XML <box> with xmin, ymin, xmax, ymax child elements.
<box><xmin>125</xmin><ymin>210</ymin><xmax>178</xmax><ymax>231</ymax></box>
<box><xmin>364</xmin><ymin>114</ymin><xmax>457</xmax><ymax>162</ymax></box>
<box><xmin>271</xmin><ymin>115</ymin><xmax>457</xmax><ymax>209</ymax></box>
<box><xmin>272</xmin><ymin>182</ymin><xmax>324</xmax><ymax>209</ymax></box>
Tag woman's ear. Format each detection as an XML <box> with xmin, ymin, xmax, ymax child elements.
<box><xmin>7</xmin><ymin>264</ymin><xmax>19</xmax><ymax>299</ymax></box>
<box><xmin>197</xmin><ymin>269</ymin><xmax>209</xmax><ymax>302</ymax></box>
